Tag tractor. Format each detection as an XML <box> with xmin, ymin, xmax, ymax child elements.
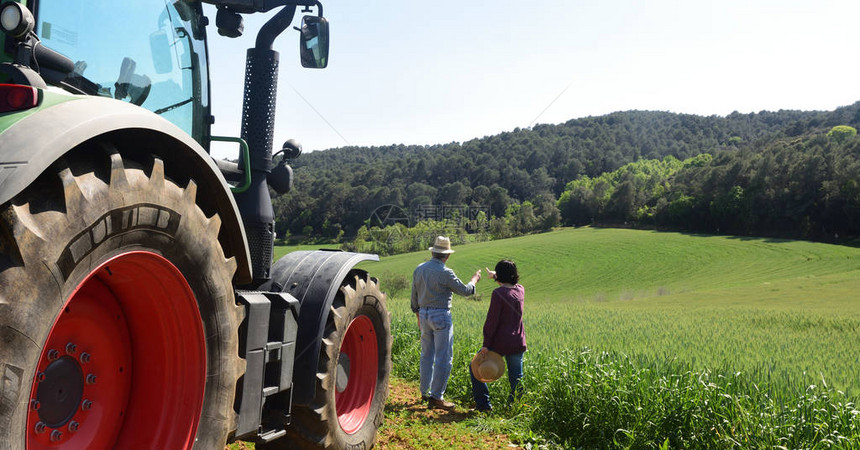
<box><xmin>0</xmin><ymin>0</ymin><xmax>391</xmax><ymax>448</ymax></box>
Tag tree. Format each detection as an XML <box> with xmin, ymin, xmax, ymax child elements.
<box><xmin>668</xmin><ymin>195</ymin><xmax>696</xmax><ymax>229</ymax></box>
<box><xmin>406</xmin><ymin>182</ymin><xmax>437</xmax><ymax>208</ymax></box>
<box><xmin>470</xmin><ymin>185</ymin><xmax>491</xmax><ymax>206</ymax></box>
<box><xmin>827</xmin><ymin>125</ymin><xmax>857</xmax><ymax>143</ymax></box>
<box><xmin>533</xmin><ymin>193</ymin><xmax>561</xmax><ymax>230</ymax></box>
<box><xmin>608</xmin><ymin>179</ymin><xmax>636</xmax><ymax>222</ymax></box>
<box><xmin>437</xmin><ymin>182</ymin><xmax>471</xmax><ymax>205</ymax></box>
<box><xmin>278</xmin><ymin>102</ymin><xmax>860</xmax><ymax>240</ymax></box>
<box><xmin>709</xmin><ymin>185</ymin><xmax>747</xmax><ymax>233</ymax></box>
<box><xmin>488</xmin><ymin>184</ymin><xmax>512</xmax><ymax>217</ymax></box>
<box><xmin>557</xmin><ymin>185</ymin><xmax>595</xmax><ymax>226</ymax></box>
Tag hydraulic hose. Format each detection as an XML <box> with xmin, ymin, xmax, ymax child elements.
<box><xmin>32</xmin><ymin>42</ymin><xmax>75</xmax><ymax>74</ymax></box>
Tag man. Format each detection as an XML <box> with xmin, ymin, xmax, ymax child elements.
<box><xmin>411</xmin><ymin>236</ymin><xmax>481</xmax><ymax>410</ymax></box>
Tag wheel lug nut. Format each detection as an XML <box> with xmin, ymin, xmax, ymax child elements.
<box><xmin>50</xmin><ymin>430</ymin><xmax>63</xmax><ymax>442</ymax></box>
<box><xmin>46</xmin><ymin>349</ymin><xmax>59</xmax><ymax>361</ymax></box>
<box><xmin>65</xmin><ymin>342</ymin><xmax>77</xmax><ymax>354</ymax></box>
<box><xmin>30</xmin><ymin>399</ymin><xmax>40</xmax><ymax>411</ymax></box>
<box><xmin>68</xmin><ymin>421</ymin><xmax>79</xmax><ymax>432</ymax></box>
<box><xmin>79</xmin><ymin>352</ymin><xmax>91</xmax><ymax>364</ymax></box>
<box><xmin>34</xmin><ymin>422</ymin><xmax>46</xmax><ymax>433</ymax></box>
<box><xmin>85</xmin><ymin>374</ymin><xmax>97</xmax><ymax>385</ymax></box>
<box><xmin>81</xmin><ymin>399</ymin><xmax>93</xmax><ymax>411</ymax></box>
<box><xmin>36</xmin><ymin>372</ymin><xmax>46</xmax><ymax>382</ymax></box>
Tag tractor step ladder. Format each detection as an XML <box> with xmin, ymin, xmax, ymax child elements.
<box><xmin>235</xmin><ymin>291</ymin><xmax>301</xmax><ymax>441</ymax></box>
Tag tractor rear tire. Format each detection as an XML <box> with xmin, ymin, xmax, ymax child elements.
<box><xmin>263</xmin><ymin>272</ymin><xmax>391</xmax><ymax>450</ymax></box>
<box><xmin>0</xmin><ymin>144</ymin><xmax>243</xmax><ymax>449</ymax></box>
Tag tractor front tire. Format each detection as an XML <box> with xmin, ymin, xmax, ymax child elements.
<box><xmin>0</xmin><ymin>145</ymin><xmax>243</xmax><ymax>449</ymax></box>
<box><xmin>264</xmin><ymin>272</ymin><xmax>391</xmax><ymax>450</ymax></box>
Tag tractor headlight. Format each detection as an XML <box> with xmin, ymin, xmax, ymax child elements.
<box><xmin>0</xmin><ymin>2</ymin><xmax>35</xmax><ymax>38</ymax></box>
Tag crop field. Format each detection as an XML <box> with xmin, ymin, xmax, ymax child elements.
<box><xmin>342</xmin><ymin>227</ymin><xmax>860</xmax><ymax>447</ymax></box>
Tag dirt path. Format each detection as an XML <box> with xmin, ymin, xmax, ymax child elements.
<box><xmin>376</xmin><ymin>377</ymin><xmax>518</xmax><ymax>449</ymax></box>
<box><xmin>228</xmin><ymin>377</ymin><xmax>517</xmax><ymax>449</ymax></box>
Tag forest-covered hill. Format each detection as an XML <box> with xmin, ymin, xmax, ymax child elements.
<box><xmin>274</xmin><ymin>102</ymin><xmax>860</xmax><ymax>241</ymax></box>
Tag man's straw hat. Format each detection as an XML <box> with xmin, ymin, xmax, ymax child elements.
<box><xmin>428</xmin><ymin>236</ymin><xmax>455</xmax><ymax>254</ymax></box>
<box><xmin>470</xmin><ymin>350</ymin><xmax>505</xmax><ymax>383</ymax></box>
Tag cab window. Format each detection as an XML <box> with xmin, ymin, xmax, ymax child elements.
<box><xmin>36</xmin><ymin>0</ymin><xmax>209</xmax><ymax>141</ymax></box>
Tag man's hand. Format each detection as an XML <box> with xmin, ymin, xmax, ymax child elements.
<box><xmin>471</xmin><ymin>269</ymin><xmax>482</xmax><ymax>284</ymax></box>
<box><xmin>416</xmin><ymin>312</ymin><xmax>420</xmax><ymax>328</ymax></box>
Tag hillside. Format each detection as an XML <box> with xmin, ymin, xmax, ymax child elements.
<box><xmin>352</xmin><ymin>227</ymin><xmax>860</xmax><ymax>447</ymax></box>
<box><xmin>361</xmin><ymin>227</ymin><xmax>860</xmax><ymax>396</ymax></box>
<box><xmin>275</xmin><ymin>103</ymin><xmax>860</xmax><ymax>241</ymax></box>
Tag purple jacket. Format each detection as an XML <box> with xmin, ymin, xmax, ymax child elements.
<box><xmin>482</xmin><ymin>284</ymin><xmax>527</xmax><ymax>355</ymax></box>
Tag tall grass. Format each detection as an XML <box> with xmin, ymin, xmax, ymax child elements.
<box><xmin>363</xmin><ymin>227</ymin><xmax>860</xmax><ymax>447</ymax></box>
<box><xmin>390</xmin><ymin>313</ymin><xmax>860</xmax><ymax>448</ymax></box>
<box><xmin>523</xmin><ymin>349</ymin><xmax>860</xmax><ymax>448</ymax></box>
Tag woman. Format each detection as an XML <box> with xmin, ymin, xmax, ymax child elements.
<box><xmin>470</xmin><ymin>259</ymin><xmax>527</xmax><ymax>412</ymax></box>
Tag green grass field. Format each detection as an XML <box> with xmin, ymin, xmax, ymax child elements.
<box><xmin>350</xmin><ymin>228</ymin><xmax>860</xmax><ymax>395</ymax></box>
<box><xmin>275</xmin><ymin>228</ymin><xmax>860</xmax><ymax>447</ymax></box>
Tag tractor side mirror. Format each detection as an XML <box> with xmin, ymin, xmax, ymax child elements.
<box><xmin>149</xmin><ymin>30</ymin><xmax>173</xmax><ymax>74</ymax></box>
<box><xmin>299</xmin><ymin>15</ymin><xmax>328</xmax><ymax>69</ymax></box>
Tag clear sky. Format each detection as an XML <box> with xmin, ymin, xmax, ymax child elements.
<box><xmin>204</xmin><ymin>0</ymin><xmax>860</xmax><ymax>158</ymax></box>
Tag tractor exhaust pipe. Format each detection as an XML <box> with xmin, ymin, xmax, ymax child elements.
<box><xmin>234</xmin><ymin>5</ymin><xmax>297</xmax><ymax>286</ymax></box>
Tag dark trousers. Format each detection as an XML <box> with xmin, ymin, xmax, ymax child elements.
<box><xmin>470</xmin><ymin>351</ymin><xmax>524</xmax><ymax>410</ymax></box>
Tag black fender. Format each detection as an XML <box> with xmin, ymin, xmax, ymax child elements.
<box><xmin>263</xmin><ymin>250</ymin><xmax>379</xmax><ymax>405</ymax></box>
<box><xmin>0</xmin><ymin>95</ymin><xmax>252</xmax><ymax>283</ymax></box>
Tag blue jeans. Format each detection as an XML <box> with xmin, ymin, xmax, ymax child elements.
<box><xmin>419</xmin><ymin>308</ymin><xmax>454</xmax><ymax>400</ymax></box>
<box><xmin>470</xmin><ymin>351</ymin><xmax>524</xmax><ymax>410</ymax></box>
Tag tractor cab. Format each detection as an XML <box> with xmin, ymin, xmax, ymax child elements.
<box><xmin>2</xmin><ymin>1</ymin><xmax>210</xmax><ymax>142</ymax></box>
<box><xmin>1</xmin><ymin>0</ymin><xmax>329</xmax><ymax>147</ymax></box>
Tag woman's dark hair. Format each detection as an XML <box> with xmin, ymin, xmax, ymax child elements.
<box><xmin>494</xmin><ymin>260</ymin><xmax>519</xmax><ymax>284</ymax></box>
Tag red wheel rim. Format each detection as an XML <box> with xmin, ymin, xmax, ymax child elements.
<box><xmin>26</xmin><ymin>251</ymin><xmax>206</xmax><ymax>449</ymax></box>
<box><xmin>335</xmin><ymin>315</ymin><xmax>378</xmax><ymax>434</ymax></box>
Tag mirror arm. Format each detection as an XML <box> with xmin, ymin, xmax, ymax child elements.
<box><xmin>253</xmin><ymin>1</ymin><xmax>320</xmax><ymax>50</ymax></box>
<box><xmin>266</xmin><ymin>0</ymin><xmax>321</xmax><ymax>15</ymax></box>
<box><xmin>304</xmin><ymin>1</ymin><xmax>323</xmax><ymax>17</ymax></box>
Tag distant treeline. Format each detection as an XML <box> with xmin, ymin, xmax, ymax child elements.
<box><xmin>274</xmin><ymin>102</ymin><xmax>860</xmax><ymax>243</ymax></box>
